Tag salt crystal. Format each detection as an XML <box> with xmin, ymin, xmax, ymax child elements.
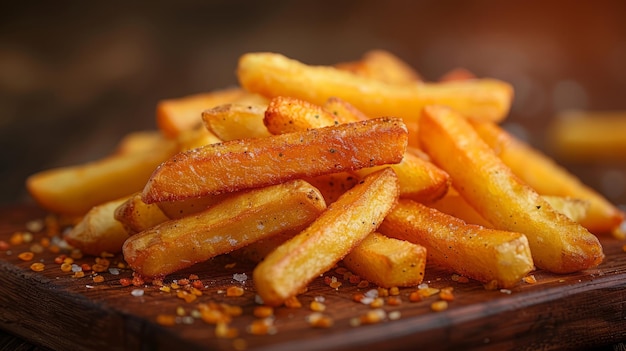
<box><xmin>71</xmin><ymin>264</ymin><xmax>82</xmax><ymax>273</ymax></box>
<box><xmin>233</xmin><ymin>273</ymin><xmax>247</xmax><ymax>282</ymax></box>
<box><xmin>108</xmin><ymin>268</ymin><xmax>120</xmax><ymax>275</ymax></box>
<box><xmin>131</xmin><ymin>289</ymin><xmax>144</xmax><ymax>297</ymax></box>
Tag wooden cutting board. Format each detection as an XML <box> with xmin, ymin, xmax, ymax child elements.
<box><xmin>1</xmin><ymin>205</ymin><xmax>625</xmax><ymax>351</ymax></box>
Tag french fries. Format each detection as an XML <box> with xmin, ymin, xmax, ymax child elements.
<box><xmin>202</xmin><ymin>103</ymin><xmax>270</xmax><ymax>141</ymax></box>
<box><xmin>65</xmin><ymin>197</ymin><xmax>130</xmax><ymax>256</ymax></box>
<box><xmin>142</xmin><ymin>117</ymin><xmax>407</xmax><ymax>203</ymax></box>
<box><xmin>547</xmin><ymin>110</ymin><xmax>626</xmax><ymax>163</ymax></box>
<box><xmin>27</xmin><ymin>134</ymin><xmax>177</xmax><ymax>216</ymax></box>
<box><xmin>123</xmin><ymin>180</ymin><xmax>327</xmax><ymax>278</ymax></box>
<box><xmin>343</xmin><ymin>232</ymin><xmax>427</xmax><ymax>288</ymax></box>
<box><xmin>237</xmin><ymin>52</ymin><xmax>513</xmax><ymax>124</ymax></box>
<box><xmin>253</xmin><ymin>168</ymin><xmax>399</xmax><ymax>306</ymax></box>
<box><xmin>334</xmin><ymin>49</ymin><xmax>423</xmax><ymax>84</ymax></box>
<box><xmin>379</xmin><ymin>199</ymin><xmax>534</xmax><ymax>288</ymax></box>
<box><xmin>114</xmin><ymin>192</ymin><xmax>169</xmax><ymax>234</ymax></box>
<box><xmin>471</xmin><ymin>120</ymin><xmax>625</xmax><ymax>236</ymax></box>
<box><xmin>156</xmin><ymin>88</ymin><xmax>249</xmax><ymax>138</ymax></box>
<box><xmin>419</xmin><ymin>105</ymin><xmax>604</xmax><ymax>273</ymax></box>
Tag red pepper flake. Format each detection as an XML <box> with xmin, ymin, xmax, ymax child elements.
<box><xmin>188</xmin><ymin>274</ymin><xmax>199</xmax><ymax>280</ymax></box>
<box><xmin>30</xmin><ymin>262</ymin><xmax>45</xmax><ymax>272</ymax></box>
<box><xmin>253</xmin><ymin>306</ymin><xmax>274</xmax><ymax>318</ymax></box>
<box><xmin>226</xmin><ymin>286</ymin><xmax>244</xmax><ymax>297</ymax></box>
<box><xmin>93</xmin><ymin>275</ymin><xmax>105</xmax><ymax>283</ymax></box>
<box><xmin>191</xmin><ymin>280</ymin><xmax>204</xmax><ymax>290</ymax></box>
<box><xmin>156</xmin><ymin>314</ymin><xmax>177</xmax><ymax>326</ymax></box>
<box><xmin>81</xmin><ymin>263</ymin><xmax>92</xmax><ymax>272</ymax></box>
<box><xmin>439</xmin><ymin>287</ymin><xmax>455</xmax><ymax>301</ymax></box>
<box><xmin>387</xmin><ymin>295</ymin><xmax>402</xmax><ymax>306</ymax></box>
<box><xmin>0</xmin><ymin>240</ymin><xmax>10</xmax><ymax>251</ymax></box>
<box><xmin>177</xmin><ymin>278</ymin><xmax>190</xmax><ymax>286</ymax></box>
<box><xmin>119</xmin><ymin>277</ymin><xmax>133</xmax><ymax>287</ymax></box>
<box><xmin>9</xmin><ymin>232</ymin><xmax>24</xmax><ymax>245</ymax></box>
<box><xmin>132</xmin><ymin>275</ymin><xmax>145</xmax><ymax>286</ymax></box>
<box><xmin>18</xmin><ymin>251</ymin><xmax>35</xmax><ymax>261</ymax></box>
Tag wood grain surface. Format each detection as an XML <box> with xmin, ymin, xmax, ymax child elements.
<box><xmin>1</xmin><ymin>205</ymin><xmax>625</xmax><ymax>351</ymax></box>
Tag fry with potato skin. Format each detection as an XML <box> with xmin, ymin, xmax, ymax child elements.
<box><xmin>114</xmin><ymin>192</ymin><xmax>169</xmax><ymax>234</ymax></box>
<box><xmin>471</xmin><ymin>120</ymin><xmax>624</xmax><ymax>236</ymax></box>
<box><xmin>238</xmin><ymin>52</ymin><xmax>513</xmax><ymax>124</ymax></box>
<box><xmin>202</xmin><ymin>103</ymin><xmax>270</xmax><ymax>141</ymax></box>
<box><xmin>123</xmin><ymin>180</ymin><xmax>327</xmax><ymax>278</ymax></box>
<box><xmin>419</xmin><ymin>105</ymin><xmax>604</xmax><ymax>273</ymax></box>
<box><xmin>253</xmin><ymin>168</ymin><xmax>400</xmax><ymax>306</ymax></box>
<box><xmin>65</xmin><ymin>197</ymin><xmax>130</xmax><ymax>256</ymax></box>
<box><xmin>343</xmin><ymin>232</ymin><xmax>427</xmax><ymax>288</ymax></box>
<box><xmin>378</xmin><ymin>199</ymin><xmax>534</xmax><ymax>288</ymax></box>
<box><xmin>142</xmin><ymin>117</ymin><xmax>407</xmax><ymax>203</ymax></box>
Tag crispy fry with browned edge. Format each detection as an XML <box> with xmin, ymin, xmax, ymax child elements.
<box><xmin>470</xmin><ymin>120</ymin><xmax>625</xmax><ymax>236</ymax></box>
<box><xmin>322</xmin><ymin>97</ymin><xmax>369</xmax><ymax>121</ymax></box>
<box><xmin>430</xmin><ymin>188</ymin><xmax>494</xmax><ymax>227</ymax></box>
<box><xmin>419</xmin><ymin>105</ymin><xmax>604</xmax><ymax>273</ymax></box>
<box><xmin>123</xmin><ymin>180</ymin><xmax>327</xmax><ymax>278</ymax></box>
<box><xmin>237</xmin><ymin>52</ymin><xmax>513</xmax><ymax>124</ymax></box>
<box><xmin>253</xmin><ymin>168</ymin><xmax>400</xmax><ymax>306</ymax></box>
<box><xmin>202</xmin><ymin>103</ymin><xmax>270</xmax><ymax>141</ymax></box>
<box><xmin>114</xmin><ymin>192</ymin><xmax>169</xmax><ymax>234</ymax></box>
<box><xmin>378</xmin><ymin>199</ymin><xmax>534</xmax><ymax>288</ymax></box>
<box><xmin>343</xmin><ymin>232</ymin><xmax>427</xmax><ymax>288</ymax></box>
<box><xmin>27</xmin><ymin>135</ymin><xmax>178</xmax><ymax>216</ymax></box>
<box><xmin>263</xmin><ymin>96</ymin><xmax>449</xmax><ymax>203</ymax></box>
<box><xmin>156</xmin><ymin>193</ymin><xmax>236</xmax><ymax>219</ymax></box>
<box><xmin>335</xmin><ymin>49</ymin><xmax>422</xmax><ymax>84</ymax></box>
<box><xmin>142</xmin><ymin>117</ymin><xmax>407</xmax><ymax>203</ymax></box>
<box><xmin>156</xmin><ymin>88</ymin><xmax>249</xmax><ymax>138</ymax></box>
<box><xmin>301</xmin><ymin>172</ymin><xmax>360</xmax><ymax>204</ymax></box>
<box><xmin>65</xmin><ymin>197</ymin><xmax>130</xmax><ymax>256</ymax></box>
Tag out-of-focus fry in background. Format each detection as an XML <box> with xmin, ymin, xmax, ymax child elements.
<box><xmin>1</xmin><ymin>1</ymin><xmax>625</xmax><ymax>209</ymax></box>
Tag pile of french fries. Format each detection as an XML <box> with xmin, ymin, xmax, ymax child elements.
<box><xmin>26</xmin><ymin>50</ymin><xmax>625</xmax><ymax>307</ymax></box>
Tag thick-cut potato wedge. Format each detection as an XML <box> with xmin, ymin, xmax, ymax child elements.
<box><xmin>264</xmin><ymin>96</ymin><xmax>341</xmax><ymax>135</ymax></box>
<box><xmin>343</xmin><ymin>232</ymin><xmax>427</xmax><ymax>288</ymax></box>
<box><xmin>472</xmin><ymin>120</ymin><xmax>625</xmax><ymax>235</ymax></box>
<box><xmin>237</xmin><ymin>52</ymin><xmax>513</xmax><ymax>124</ymax></box>
<box><xmin>263</xmin><ymin>97</ymin><xmax>449</xmax><ymax>203</ymax></box>
<box><xmin>123</xmin><ymin>180</ymin><xmax>327</xmax><ymax>278</ymax></box>
<box><xmin>542</xmin><ymin>195</ymin><xmax>589</xmax><ymax>223</ymax></box>
<box><xmin>65</xmin><ymin>197</ymin><xmax>130</xmax><ymax>256</ymax></box>
<box><xmin>253</xmin><ymin>168</ymin><xmax>400</xmax><ymax>306</ymax></box>
<box><xmin>114</xmin><ymin>192</ymin><xmax>169</xmax><ymax>234</ymax></box>
<box><xmin>142</xmin><ymin>117</ymin><xmax>407</xmax><ymax>203</ymax></box>
<box><xmin>335</xmin><ymin>49</ymin><xmax>422</xmax><ymax>84</ymax></box>
<box><xmin>322</xmin><ymin>97</ymin><xmax>369</xmax><ymax>122</ymax></box>
<box><xmin>378</xmin><ymin>200</ymin><xmax>534</xmax><ymax>288</ymax></box>
<box><xmin>419</xmin><ymin>105</ymin><xmax>604</xmax><ymax>273</ymax></box>
<box><xmin>156</xmin><ymin>193</ymin><xmax>236</xmax><ymax>219</ymax></box>
<box><xmin>27</xmin><ymin>136</ymin><xmax>178</xmax><ymax>216</ymax></box>
<box><xmin>547</xmin><ymin>110</ymin><xmax>626</xmax><ymax>163</ymax></box>
<box><xmin>202</xmin><ymin>103</ymin><xmax>270</xmax><ymax>141</ymax></box>
<box><xmin>156</xmin><ymin>88</ymin><xmax>249</xmax><ymax>138</ymax></box>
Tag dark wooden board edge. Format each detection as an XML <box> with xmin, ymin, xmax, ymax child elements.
<box><xmin>1</xmin><ymin>205</ymin><xmax>625</xmax><ymax>351</ymax></box>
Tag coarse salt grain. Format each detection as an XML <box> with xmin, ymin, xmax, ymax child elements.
<box><xmin>233</xmin><ymin>273</ymin><xmax>247</xmax><ymax>283</ymax></box>
<box><xmin>131</xmin><ymin>289</ymin><xmax>145</xmax><ymax>297</ymax></box>
<box><xmin>108</xmin><ymin>268</ymin><xmax>120</xmax><ymax>275</ymax></box>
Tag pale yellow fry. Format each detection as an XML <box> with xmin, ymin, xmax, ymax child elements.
<box><xmin>472</xmin><ymin>120</ymin><xmax>624</xmax><ymax>235</ymax></box>
<box><xmin>65</xmin><ymin>197</ymin><xmax>130</xmax><ymax>256</ymax></box>
<box><xmin>379</xmin><ymin>200</ymin><xmax>534</xmax><ymax>288</ymax></box>
<box><xmin>202</xmin><ymin>103</ymin><xmax>270</xmax><ymax>141</ymax></box>
<box><xmin>123</xmin><ymin>180</ymin><xmax>327</xmax><ymax>278</ymax></box>
<box><xmin>419</xmin><ymin>105</ymin><xmax>604</xmax><ymax>273</ymax></box>
<box><xmin>253</xmin><ymin>168</ymin><xmax>399</xmax><ymax>306</ymax></box>
<box><xmin>237</xmin><ymin>52</ymin><xmax>513</xmax><ymax>124</ymax></box>
<box><xmin>27</xmin><ymin>135</ymin><xmax>177</xmax><ymax>216</ymax></box>
<box><xmin>156</xmin><ymin>88</ymin><xmax>249</xmax><ymax>138</ymax></box>
<box><xmin>335</xmin><ymin>49</ymin><xmax>422</xmax><ymax>84</ymax></box>
<box><xmin>114</xmin><ymin>192</ymin><xmax>169</xmax><ymax>234</ymax></box>
<box><xmin>343</xmin><ymin>232</ymin><xmax>426</xmax><ymax>288</ymax></box>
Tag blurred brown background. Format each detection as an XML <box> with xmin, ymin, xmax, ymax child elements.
<box><xmin>1</xmin><ymin>0</ymin><xmax>626</xmax><ymax>207</ymax></box>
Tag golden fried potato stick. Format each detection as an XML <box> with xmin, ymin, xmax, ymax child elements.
<box><xmin>419</xmin><ymin>105</ymin><xmax>604</xmax><ymax>273</ymax></box>
<box><xmin>156</xmin><ymin>88</ymin><xmax>249</xmax><ymax>138</ymax></box>
<box><xmin>547</xmin><ymin>110</ymin><xmax>626</xmax><ymax>163</ymax></box>
<box><xmin>335</xmin><ymin>49</ymin><xmax>422</xmax><ymax>84</ymax></box>
<box><xmin>237</xmin><ymin>52</ymin><xmax>513</xmax><ymax>124</ymax></box>
<box><xmin>27</xmin><ymin>134</ymin><xmax>178</xmax><ymax>216</ymax></box>
<box><xmin>301</xmin><ymin>172</ymin><xmax>360</xmax><ymax>204</ymax></box>
<box><xmin>322</xmin><ymin>96</ymin><xmax>369</xmax><ymax>121</ymax></box>
<box><xmin>378</xmin><ymin>199</ymin><xmax>534</xmax><ymax>288</ymax></box>
<box><xmin>114</xmin><ymin>192</ymin><xmax>169</xmax><ymax>234</ymax></box>
<box><xmin>115</xmin><ymin>130</ymin><xmax>171</xmax><ymax>155</ymax></box>
<box><xmin>175</xmin><ymin>124</ymin><xmax>222</xmax><ymax>152</ymax></box>
<box><xmin>472</xmin><ymin>120</ymin><xmax>624</xmax><ymax>236</ymax></box>
<box><xmin>253</xmin><ymin>168</ymin><xmax>400</xmax><ymax>306</ymax></box>
<box><xmin>142</xmin><ymin>117</ymin><xmax>407</xmax><ymax>203</ymax></box>
<box><xmin>263</xmin><ymin>96</ymin><xmax>450</xmax><ymax>203</ymax></box>
<box><xmin>65</xmin><ymin>197</ymin><xmax>130</xmax><ymax>256</ymax></box>
<box><xmin>202</xmin><ymin>103</ymin><xmax>270</xmax><ymax>141</ymax></box>
<box><xmin>123</xmin><ymin>180</ymin><xmax>327</xmax><ymax>278</ymax></box>
<box><xmin>343</xmin><ymin>232</ymin><xmax>427</xmax><ymax>288</ymax></box>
